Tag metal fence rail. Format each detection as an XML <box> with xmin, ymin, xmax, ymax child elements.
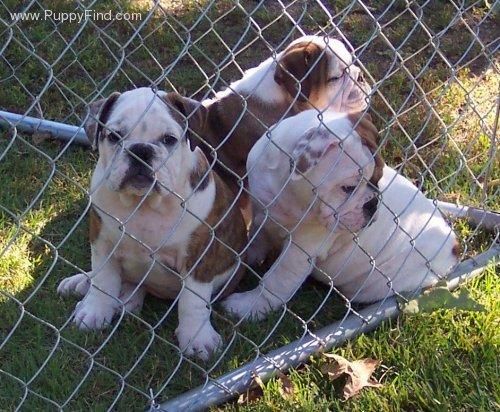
<box><xmin>158</xmin><ymin>243</ymin><xmax>500</xmax><ymax>411</ymax></box>
<box><xmin>0</xmin><ymin>1</ymin><xmax>498</xmax><ymax>410</ymax></box>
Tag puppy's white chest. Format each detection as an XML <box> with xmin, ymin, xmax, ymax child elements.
<box><xmin>97</xmin><ymin>204</ymin><xmax>190</xmax><ymax>297</ymax></box>
<box><xmin>95</xmin><ymin>194</ymin><xmax>192</xmax><ymax>263</ymax></box>
<box><xmin>118</xmin><ymin>246</ymin><xmax>182</xmax><ymax>298</ymax></box>
<box><xmin>102</xmin><ymin>205</ymin><xmax>185</xmax><ymax>248</ymax></box>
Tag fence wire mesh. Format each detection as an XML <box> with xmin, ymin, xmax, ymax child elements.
<box><xmin>0</xmin><ymin>0</ymin><xmax>499</xmax><ymax>410</ymax></box>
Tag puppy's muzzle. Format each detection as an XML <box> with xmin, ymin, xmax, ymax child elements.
<box><xmin>121</xmin><ymin>143</ymin><xmax>156</xmax><ymax>190</ymax></box>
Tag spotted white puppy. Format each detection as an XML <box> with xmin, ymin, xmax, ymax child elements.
<box><xmin>58</xmin><ymin>88</ymin><xmax>246</xmax><ymax>360</ymax></box>
<box><xmin>223</xmin><ymin>110</ymin><xmax>459</xmax><ymax>319</ymax></box>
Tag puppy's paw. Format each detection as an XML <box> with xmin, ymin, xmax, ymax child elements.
<box><xmin>176</xmin><ymin>323</ymin><xmax>222</xmax><ymax>361</ymax></box>
<box><xmin>57</xmin><ymin>273</ymin><xmax>91</xmax><ymax>297</ymax></box>
<box><xmin>73</xmin><ymin>297</ymin><xmax>116</xmax><ymax>330</ymax></box>
<box><xmin>222</xmin><ymin>288</ymin><xmax>277</xmax><ymax>320</ymax></box>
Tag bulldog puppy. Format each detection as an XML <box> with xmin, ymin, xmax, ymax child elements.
<box><xmin>222</xmin><ymin>110</ymin><xmax>459</xmax><ymax>319</ymax></box>
<box><xmin>57</xmin><ymin>87</ymin><xmax>246</xmax><ymax>360</ymax></box>
<box><xmin>195</xmin><ymin>35</ymin><xmax>370</xmax><ymax>195</ymax></box>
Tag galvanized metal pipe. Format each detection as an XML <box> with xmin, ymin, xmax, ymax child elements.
<box><xmin>157</xmin><ymin>245</ymin><xmax>499</xmax><ymax>411</ymax></box>
<box><xmin>0</xmin><ymin>110</ymin><xmax>89</xmax><ymax>146</ymax></box>
<box><xmin>437</xmin><ymin>200</ymin><xmax>500</xmax><ymax>231</ymax></box>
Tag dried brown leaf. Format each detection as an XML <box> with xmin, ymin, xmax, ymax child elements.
<box><xmin>237</xmin><ymin>372</ymin><xmax>264</xmax><ymax>405</ymax></box>
<box><xmin>344</xmin><ymin>358</ymin><xmax>382</xmax><ymax>399</ymax></box>
<box><xmin>276</xmin><ymin>370</ymin><xmax>295</xmax><ymax>399</ymax></box>
<box><xmin>321</xmin><ymin>354</ymin><xmax>348</xmax><ymax>380</ymax></box>
<box><xmin>321</xmin><ymin>353</ymin><xmax>383</xmax><ymax>400</ymax></box>
<box><xmin>237</xmin><ymin>387</ymin><xmax>263</xmax><ymax>405</ymax></box>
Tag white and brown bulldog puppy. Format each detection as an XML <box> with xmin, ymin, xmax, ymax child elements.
<box><xmin>57</xmin><ymin>87</ymin><xmax>247</xmax><ymax>360</ymax></box>
<box><xmin>196</xmin><ymin>35</ymin><xmax>370</xmax><ymax>197</ymax></box>
<box><xmin>222</xmin><ymin>110</ymin><xmax>459</xmax><ymax>319</ymax></box>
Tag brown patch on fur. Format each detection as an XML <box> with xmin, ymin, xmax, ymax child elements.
<box><xmin>290</xmin><ymin>128</ymin><xmax>331</xmax><ymax>177</ymax></box>
<box><xmin>189</xmin><ymin>149</ymin><xmax>213</xmax><ymax>192</ymax></box>
<box><xmin>89</xmin><ymin>207</ymin><xmax>102</xmax><ymax>244</ymax></box>
<box><xmin>161</xmin><ymin>92</ymin><xmax>208</xmax><ymax>144</ymax></box>
<box><xmin>348</xmin><ymin>112</ymin><xmax>385</xmax><ymax>186</ymax></box>
<box><xmin>274</xmin><ymin>41</ymin><xmax>329</xmax><ymax>106</ymax></box>
<box><xmin>310</xmin><ymin>149</ymin><xmax>323</xmax><ymax>158</ymax></box>
<box><xmin>296</xmin><ymin>155</ymin><xmax>312</xmax><ymax>174</ymax></box>
<box><xmin>201</xmin><ymin>95</ymin><xmax>295</xmax><ymax>191</ymax></box>
<box><xmin>452</xmin><ymin>241</ymin><xmax>461</xmax><ymax>258</ymax></box>
<box><xmin>186</xmin><ymin>173</ymin><xmax>247</xmax><ymax>296</ymax></box>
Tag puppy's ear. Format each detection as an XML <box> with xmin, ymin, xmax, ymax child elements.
<box><xmin>162</xmin><ymin>92</ymin><xmax>208</xmax><ymax>147</ymax></box>
<box><xmin>274</xmin><ymin>42</ymin><xmax>328</xmax><ymax>103</ymax></box>
<box><xmin>189</xmin><ymin>146</ymin><xmax>213</xmax><ymax>192</ymax></box>
<box><xmin>348</xmin><ymin>112</ymin><xmax>384</xmax><ymax>186</ymax></box>
<box><xmin>290</xmin><ymin>127</ymin><xmax>338</xmax><ymax>180</ymax></box>
<box><xmin>84</xmin><ymin>92</ymin><xmax>121</xmax><ymax>150</ymax></box>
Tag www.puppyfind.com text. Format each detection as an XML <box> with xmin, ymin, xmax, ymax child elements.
<box><xmin>10</xmin><ymin>9</ymin><xmax>142</xmax><ymax>24</ymax></box>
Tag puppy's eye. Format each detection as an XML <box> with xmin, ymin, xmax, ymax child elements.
<box><xmin>342</xmin><ymin>185</ymin><xmax>356</xmax><ymax>194</ymax></box>
<box><xmin>107</xmin><ymin>130</ymin><xmax>122</xmax><ymax>143</ymax></box>
<box><xmin>327</xmin><ymin>75</ymin><xmax>341</xmax><ymax>83</ymax></box>
<box><xmin>161</xmin><ymin>135</ymin><xmax>177</xmax><ymax>146</ymax></box>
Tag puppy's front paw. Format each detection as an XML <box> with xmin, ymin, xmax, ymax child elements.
<box><xmin>175</xmin><ymin>323</ymin><xmax>222</xmax><ymax>361</ymax></box>
<box><xmin>73</xmin><ymin>297</ymin><xmax>116</xmax><ymax>330</ymax></box>
<box><xmin>57</xmin><ymin>273</ymin><xmax>91</xmax><ymax>297</ymax></box>
<box><xmin>222</xmin><ymin>288</ymin><xmax>277</xmax><ymax>320</ymax></box>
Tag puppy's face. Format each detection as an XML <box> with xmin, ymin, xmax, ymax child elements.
<box><xmin>290</xmin><ymin>113</ymin><xmax>384</xmax><ymax>233</ymax></box>
<box><xmin>85</xmin><ymin>88</ymin><xmax>207</xmax><ymax>198</ymax></box>
<box><xmin>274</xmin><ymin>35</ymin><xmax>369</xmax><ymax>112</ymax></box>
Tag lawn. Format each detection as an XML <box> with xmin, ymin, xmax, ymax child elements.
<box><xmin>0</xmin><ymin>0</ymin><xmax>498</xmax><ymax>410</ymax></box>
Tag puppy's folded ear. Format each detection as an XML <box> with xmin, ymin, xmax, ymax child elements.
<box><xmin>290</xmin><ymin>127</ymin><xmax>338</xmax><ymax>180</ymax></box>
<box><xmin>274</xmin><ymin>42</ymin><xmax>327</xmax><ymax>103</ymax></box>
<box><xmin>162</xmin><ymin>92</ymin><xmax>208</xmax><ymax>148</ymax></box>
<box><xmin>84</xmin><ymin>92</ymin><xmax>121</xmax><ymax>150</ymax></box>
<box><xmin>348</xmin><ymin>112</ymin><xmax>384</xmax><ymax>186</ymax></box>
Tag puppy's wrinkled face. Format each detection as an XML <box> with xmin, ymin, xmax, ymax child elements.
<box><xmin>290</xmin><ymin>114</ymin><xmax>383</xmax><ymax>233</ymax></box>
<box><xmin>275</xmin><ymin>35</ymin><xmax>370</xmax><ymax>113</ymax></box>
<box><xmin>87</xmin><ymin>88</ymin><xmax>204</xmax><ymax>198</ymax></box>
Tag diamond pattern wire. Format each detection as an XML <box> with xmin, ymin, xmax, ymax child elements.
<box><xmin>0</xmin><ymin>0</ymin><xmax>498</xmax><ymax>410</ymax></box>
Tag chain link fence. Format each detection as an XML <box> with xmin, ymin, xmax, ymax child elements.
<box><xmin>0</xmin><ymin>0</ymin><xmax>499</xmax><ymax>410</ymax></box>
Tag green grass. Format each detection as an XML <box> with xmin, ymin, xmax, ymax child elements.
<box><xmin>224</xmin><ymin>266</ymin><xmax>500</xmax><ymax>411</ymax></box>
<box><xmin>0</xmin><ymin>0</ymin><xmax>498</xmax><ymax>410</ymax></box>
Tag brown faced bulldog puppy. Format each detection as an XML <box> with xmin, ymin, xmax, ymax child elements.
<box><xmin>57</xmin><ymin>87</ymin><xmax>246</xmax><ymax>360</ymax></box>
<box><xmin>192</xmin><ymin>35</ymin><xmax>370</xmax><ymax>198</ymax></box>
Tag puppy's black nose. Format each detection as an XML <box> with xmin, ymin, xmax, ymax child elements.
<box><xmin>128</xmin><ymin>143</ymin><xmax>154</xmax><ymax>165</ymax></box>
<box><xmin>363</xmin><ymin>196</ymin><xmax>378</xmax><ymax>219</ymax></box>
